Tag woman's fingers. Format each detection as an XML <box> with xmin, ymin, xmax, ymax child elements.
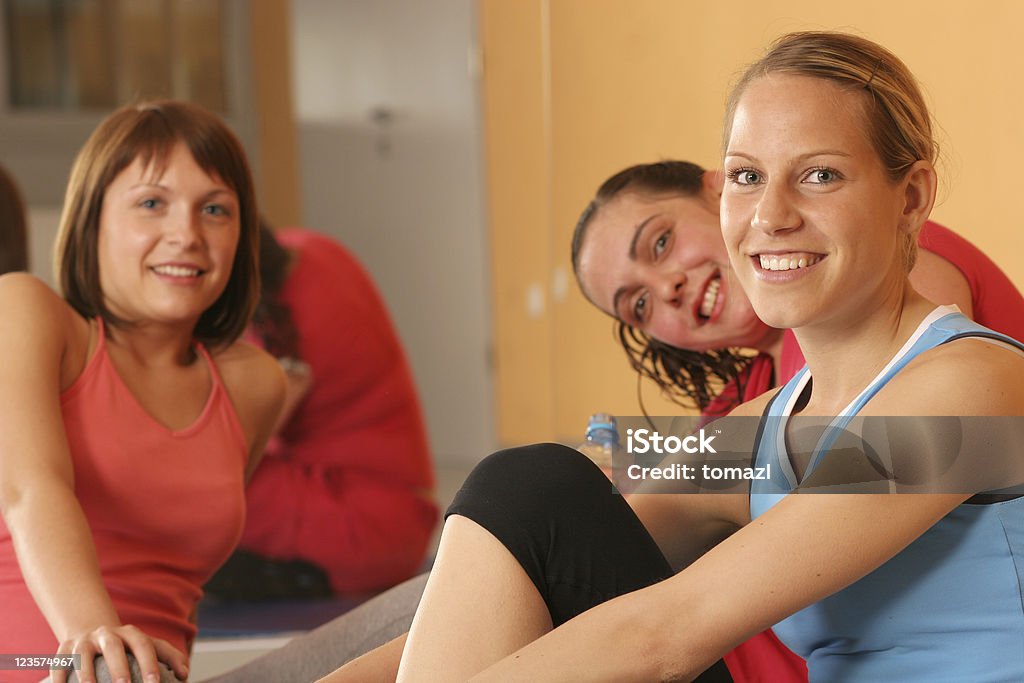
<box><xmin>115</xmin><ymin>625</ymin><xmax>163</xmax><ymax>682</ymax></box>
<box><xmin>152</xmin><ymin>639</ymin><xmax>190</xmax><ymax>681</ymax></box>
<box><xmin>93</xmin><ymin>625</ymin><xmax>133</xmax><ymax>682</ymax></box>
<box><xmin>56</xmin><ymin>638</ymin><xmax>100</xmax><ymax>683</ymax></box>
<box><xmin>51</xmin><ymin>639</ymin><xmax>78</xmax><ymax>683</ymax></box>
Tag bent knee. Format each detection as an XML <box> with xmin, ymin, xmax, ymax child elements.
<box><xmin>466</xmin><ymin>442</ymin><xmax>603</xmax><ymax>488</ymax></box>
<box><xmin>450</xmin><ymin>442</ymin><xmax>612</xmax><ymax>521</ymax></box>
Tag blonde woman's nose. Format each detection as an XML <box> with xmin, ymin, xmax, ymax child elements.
<box><xmin>751</xmin><ymin>182</ymin><xmax>800</xmax><ymax>234</ymax></box>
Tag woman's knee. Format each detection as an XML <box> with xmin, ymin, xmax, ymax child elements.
<box><xmin>461</xmin><ymin>442</ymin><xmax>604</xmax><ymax>493</ymax></box>
<box><xmin>449</xmin><ymin>442</ymin><xmax>614</xmax><ymax>529</ymax></box>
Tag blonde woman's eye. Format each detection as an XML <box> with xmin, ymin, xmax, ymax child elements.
<box><xmin>140</xmin><ymin>198</ymin><xmax>160</xmax><ymax>209</ymax></box>
<box><xmin>727</xmin><ymin>168</ymin><xmax>762</xmax><ymax>186</ymax></box>
<box><xmin>804</xmin><ymin>167</ymin><xmax>840</xmax><ymax>184</ymax></box>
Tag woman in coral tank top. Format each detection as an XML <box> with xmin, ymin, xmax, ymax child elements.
<box><xmin>0</xmin><ymin>101</ymin><xmax>285</xmax><ymax>683</ymax></box>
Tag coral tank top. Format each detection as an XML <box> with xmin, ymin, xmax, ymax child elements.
<box><xmin>0</xmin><ymin>319</ymin><xmax>247</xmax><ymax>674</ymax></box>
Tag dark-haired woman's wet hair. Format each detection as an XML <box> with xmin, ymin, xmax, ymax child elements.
<box><xmin>572</xmin><ymin>160</ymin><xmax>754</xmax><ymax>414</ymax></box>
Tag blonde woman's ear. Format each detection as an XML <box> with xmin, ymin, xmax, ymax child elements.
<box><xmin>900</xmin><ymin>160</ymin><xmax>937</xmax><ymax>233</ymax></box>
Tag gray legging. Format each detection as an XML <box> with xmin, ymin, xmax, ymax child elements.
<box><xmin>61</xmin><ymin>573</ymin><xmax>427</xmax><ymax>683</ymax></box>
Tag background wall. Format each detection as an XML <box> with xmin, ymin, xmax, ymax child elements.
<box><xmin>291</xmin><ymin>0</ymin><xmax>495</xmax><ymax>466</ymax></box>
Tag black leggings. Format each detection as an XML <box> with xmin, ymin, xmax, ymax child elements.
<box><xmin>447</xmin><ymin>443</ymin><xmax>733</xmax><ymax>683</ymax></box>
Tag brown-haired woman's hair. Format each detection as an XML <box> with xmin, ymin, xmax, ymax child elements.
<box><xmin>724</xmin><ymin>31</ymin><xmax>937</xmax><ymax>272</ymax></box>
<box><xmin>54</xmin><ymin>100</ymin><xmax>260</xmax><ymax>348</ymax></box>
<box><xmin>253</xmin><ymin>218</ymin><xmax>301</xmax><ymax>360</ymax></box>
<box><xmin>0</xmin><ymin>164</ymin><xmax>28</xmax><ymax>275</ymax></box>
<box><xmin>571</xmin><ymin>160</ymin><xmax>754</xmax><ymax>414</ymax></box>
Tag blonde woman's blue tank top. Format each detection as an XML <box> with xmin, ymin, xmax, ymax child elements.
<box><xmin>750</xmin><ymin>306</ymin><xmax>1024</xmax><ymax>682</ymax></box>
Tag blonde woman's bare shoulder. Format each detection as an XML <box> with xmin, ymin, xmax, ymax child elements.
<box><xmin>728</xmin><ymin>387</ymin><xmax>781</xmax><ymax>417</ymax></box>
<box><xmin>871</xmin><ymin>338</ymin><xmax>1024</xmax><ymax>416</ymax></box>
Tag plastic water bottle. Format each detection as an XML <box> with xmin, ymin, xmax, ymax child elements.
<box><xmin>578</xmin><ymin>412</ymin><xmax>622</xmax><ymax>477</ymax></box>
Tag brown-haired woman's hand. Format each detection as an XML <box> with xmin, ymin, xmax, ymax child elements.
<box><xmin>51</xmin><ymin>625</ymin><xmax>189</xmax><ymax>683</ymax></box>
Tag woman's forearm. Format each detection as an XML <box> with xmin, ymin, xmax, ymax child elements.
<box><xmin>468</xmin><ymin>581</ymin><xmax>716</xmax><ymax>682</ymax></box>
<box><xmin>5</xmin><ymin>481</ymin><xmax>120</xmax><ymax>640</ymax></box>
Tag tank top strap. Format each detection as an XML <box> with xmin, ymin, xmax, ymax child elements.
<box><xmin>192</xmin><ymin>341</ymin><xmax>249</xmax><ymax>456</ymax></box>
<box><xmin>62</xmin><ymin>317</ymin><xmax>110</xmax><ymax>401</ymax></box>
<box><xmin>193</xmin><ymin>341</ymin><xmax>227</xmax><ymax>393</ymax></box>
<box><xmin>95</xmin><ymin>315</ymin><xmax>107</xmax><ymax>345</ymax></box>
<box><xmin>88</xmin><ymin>316</ymin><xmax>110</xmax><ymax>373</ymax></box>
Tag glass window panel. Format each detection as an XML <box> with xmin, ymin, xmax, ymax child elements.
<box><xmin>115</xmin><ymin>0</ymin><xmax>172</xmax><ymax>103</ymax></box>
<box><xmin>4</xmin><ymin>0</ymin><xmax>229</xmax><ymax>112</ymax></box>
<box><xmin>65</xmin><ymin>0</ymin><xmax>116</xmax><ymax>109</ymax></box>
<box><xmin>6</xmin><ymin>0</ymin><xmax>65</xmax><ymax>107</ymax></box>
<box><xmin>172</xmin><ymin>0</ymin><xmax>226</xmax><ymax>112</ymax></box>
